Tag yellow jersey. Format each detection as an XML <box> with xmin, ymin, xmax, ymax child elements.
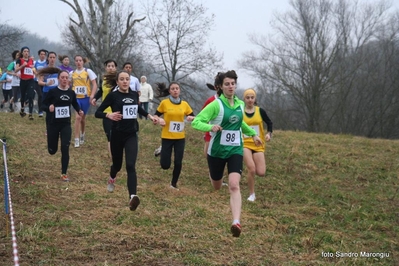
<box><xmin>157</xmin><ymin>99</ymin><xmax>193</xmax><ymax>139</ymax></box>
<box><xmin>71</xmin><ymin>69</ymin><xmax>92</xmax><ymax>99</ymax></box>
<box><xmin>243</xmin><ymin>106</ymin><xmax>265</xmax><ymax>152</ymax></box>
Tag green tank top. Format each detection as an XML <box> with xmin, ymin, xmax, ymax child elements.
<box><xmin>208</xmin><ymin>98</ymin><xmax>244</xmax><ymax>159</ymax></box>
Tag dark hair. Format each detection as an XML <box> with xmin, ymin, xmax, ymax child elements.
<box><xmin>58</xmin><ymin>70</ymin><xmax>69</xmax><ymax>78</ymax></box>
<box><xmin>58</xmin><ymin>55</ymin><xmax>69</xmax><ymax>63</ymax></box>
<box><xmin>46</xmin><ymin>52</ymin><xmax>57</xmax><ymax>65</ymax></box>
<box><xmin>104</xmin><ymin>59</ymin><xmax>118</xmax><ymax>67</ymax></box>
<box><xmin>37</xmin><ymin>66</ymin><xmax>62</xmax><ymax>77</ymax></box>
<box><xmin>122</xmin><ymin>62</ymin><xmax>132</xmax><ymax>68</ymax></box>
<box><xmin>38</xmin><ymin>49</ymin><xmax>48</xmax><ymax>56</ymax></box>
<box><xmin>74</xmin><ymin>55</ymin><xmax>90</xmax><ymax>64</ymax></box>
<box><xmin>11</xmin><ymin>50</ymin><xmax>19</xmax><ymax>60</ymax></box>
<box><xmin>206</xmin><ymin>71</ymin><xmax>224</xmax><ymax>91</ymax></box>
<box><xmin>155</xmin><ymin>81</ymin><xmax>180</xmax><ymax>97</ymax></box>
<box><xmin>214</xmin><ymin>70</ymin><xmax>238</xmax><ymax>96</ymax></box>
<box><xmin>103</xmin><ymin>70</ymin><xmax>130</xmax><ymax>88</ymax></box>
<box><xmin>48</xmin><ymin>51</ymin><xmax>57</xmax><ymax>58</ymax></box>
<box><xmin>20</xmin><ymin>46</ymin><xmax>29</xmax><ymax>53</ymax></box>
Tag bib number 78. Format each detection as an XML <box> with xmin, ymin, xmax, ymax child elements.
<box><xmin>169</xmin><ymin>121</ymin><xmax>184</xmax><ymax>132</ymax></box>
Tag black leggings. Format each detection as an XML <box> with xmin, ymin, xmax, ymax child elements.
<box><xmin>34</xmin><ymin>81</ymin><xmax>43</xmax><ymax>113</ymax></box>
<box><xmin>20</xmin><ymin>79</ymin><xmax>35</xmax><ymax>114</ymax></box>
<box><xmin>110</xmin><ymin>130</ymin><xmax>138</xmax><ymax>197</ymax></box>
<box><xmin>160</xmin><ymin>138</ymin><xmax>185</xmax><ymax>186</ymax></box>
<box><xmin>103</xmin><ymin>118</ymin><xmax>112</xmax><ymax>142</ymax></box>
<box><xmin>47</xmin><ymin>123</ymin><xmax>72</xmax><ymax>175</ymax></box>
<box><xmin>12</xmin><ymin>86</ymin><xmax>20</xmax><ymax>102</ymax></box>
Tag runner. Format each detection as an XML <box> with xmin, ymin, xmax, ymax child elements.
<box><xmin>242</xmin><ymin>88</ymin><xmax>273</xmax><ymax>202</ymax></box>
<box><xmin>14</xmin><ymin>46</ymin><xmax>36</xmax><ymax>120</ymax></box>
<box><xmin>95</xmin><ymin>70</ymin><xmax>156</xmax><ymax>211</ymax></box>
<box><xmin>58</xmin><ymin>55</ymin><xmax>74</xmax><ymax>72</ymax></box>
<box><xmin>70</xmin><ymin>55</ymin><xmax>98</xmax><ymax>147</ymax></box>
<box><xmin>38</xmin><ymin>52</ymin><xmax>59</xmax><ymax>101</ymax></box>
<box><xmin>34</xmin><ymin>49</ymin><xmax>48</xmax><ymax>117</ymax></box>
<box><xmin>37</xmin><ymin>52</ymin><xmax>60</xmax><ymax>128</ymax></box>
<box><xmin>201</xmin><ymin>80</ymin><xmax>228</xmax><ymax>186</ymax></box>
<box><xmin>122</xmin><ymin>62</ymin><xmax>141</xmax><ymax>95</ymax></box>
<box><xmin>153</xmin><ymin>82</ymin><xmax>195</xmax><ymax>190</ymax></box>
<box><xmin>92</xmin><ymin>59</ymin><xmax>117</xmax><ymax>158</ymax></box>
<box><xmin>191</xmin><ymin>70</ymin><xmax>262</xmax><ymax>237</ymax></box>
<box><xmin>0</xmin><ymin>72</ymin><xmax>13</xmax><ymax>111</ymax></box>
<box><xmin>6</xmin><ymin>50</ymin><xmax>21</xmax><ymax>112</ymax></box>
<box><xmin>41</xmin><ymin>70</ymin><xmax>83</xmax><ymax>181</ymax></box>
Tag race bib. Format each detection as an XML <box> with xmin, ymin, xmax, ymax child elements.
<box><xmin>55</xmin><ymin>106</ymin><xmax>70</xmax><ymax>118</ymax></box>
<box><xmin>123</xmin><ymin>104</ymin><xmax>138</xmax><ymax>119</ymax></box>
<box><xmin>220</xmin><ymin>130</ymin><xmax>240</xmax><ymax>146</ymax></box>
<box><xmin>243</xmin><ymin>125</ymin><xmax>260</xmax><ymax>138</ymax></box>
<box><xmin>24</xmin><ymin>67</ymin><xmax>34</xmax><ymax>76</ymax></box>
<box><xmin>75</xmin><ymin>86</ymin><xmax>87</xmax><ymax>95</ymax></box>
<box><xmin>47</xmin><ymin>77</ymin><xmax>58</xmax><ymax>87</ymax></box>
<box><xmin>169</xmin><ymin>121</ymin><xmax>184</xmax><ymax>132</ymax></box>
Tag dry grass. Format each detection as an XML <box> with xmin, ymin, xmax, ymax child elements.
<box><xmin>0</xmin><ymin>113</ymin><xmax>398</xmax><ymax>266</ymax></box>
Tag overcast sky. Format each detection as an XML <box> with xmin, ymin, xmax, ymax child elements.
<box><xmin>3</xmin><ymin>0</ymin><xmax>397</xmax><ymax>89</ymax></box>
<box><xmin>1</xmin><ymin>0</ymin><xmax>293</xmax><ymax>89</ymax></box>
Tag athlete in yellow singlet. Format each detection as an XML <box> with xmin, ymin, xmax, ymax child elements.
<box><xmin>242</xmin><ymin>89</ymin><xmax>273</xmax><ymax>202</ymax></box>
<box><xmin>92</xmin><ymin>59</ymin><xmax>117</xmax><ymax>158</ymax></box>
<box><xmin>70</xmin><ymin>55</ymin><xmax>98</xmax><ymax>148</ymax></box>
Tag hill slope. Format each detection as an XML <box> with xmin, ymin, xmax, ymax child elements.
<box><xmin>0</xmin><ymin>113</ymin><xmax>398</xmax><ymax>265</ymax></box>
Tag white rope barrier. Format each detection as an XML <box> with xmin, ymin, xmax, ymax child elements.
<box><xmin>1</xmin><ymin>138</ymin><xmax>20</xmax><ymax>266</ymax></box>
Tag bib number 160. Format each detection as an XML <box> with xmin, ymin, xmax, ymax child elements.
<box><xmin>123</xmin><ymin>105</ymin><xmax>138</xmax><ymax>119</ymax></box>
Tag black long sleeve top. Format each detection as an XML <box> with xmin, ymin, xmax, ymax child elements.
<box><xmin>41</xmin><ymin>87</ymin><xmax>81</xmax><ymax>125</ymax></box>
<box><xmin>95</xmin><ymin>89</ymin><xmax>148</xmax><ymax>133</ymax></box>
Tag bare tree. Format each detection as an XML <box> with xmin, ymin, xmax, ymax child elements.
<box><xmin>0</xmin><ymin>17</ymin><xmax>25</xmax><ymax>68</ymax></box>
<box><xmin>59</xmin><ymin>0</ymin><xmax>146</xmax><ymax>75</ymax></box>
<box><xmin>240</xmin><ymin>0</ymin><xmax>394</xmax><ymax>135</ymax></box>
<box><xmin>142</xmin><ymin>0</ymin><xmax>222</xmax><ymax>84</ymax></box>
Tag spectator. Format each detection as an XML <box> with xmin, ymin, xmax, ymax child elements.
<box><xmin>138</xmin><ymin>76</ymin><xmax>153</xmax><ymax>119</ymax></box>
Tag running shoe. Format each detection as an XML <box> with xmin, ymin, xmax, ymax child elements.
<box><xmin>61</xmin><ymin>174</ymin><xmax>69</xmax><ymax>182</ymax></box>
<box><xmin>129</xmin><ymin>195</ymin><xmax>140</xmax><ymax>211</ymax></box>
<box><xmin>9</xmin><ymin>107</ymin><xmax>14</xmax><ymax>113</ymax></box>
<box><xmin>154</xmin><ymin>145</ymin><xmax>162</xmax><ymax>156</ymax></box>
<box><xmin>38</xmin><ymin>112</ymin><xmax>43</xmax><ymax>117</ymax></box>
<box><xmin>107</xmin><ymin>177</ymin><xmax>116</xmax><ymax>192</ymax></box>
<box><xmin>80</xmin><ymin>133</ymin><xmax>85</xmax><ymax>145</ymax></box>
<box><xmin>247</xmin><ymin>194</ymin><xmax>256</xmax><ymax>202</ymax></box>
<box><xmin>74</xmin><ymin>138</ymin><xmax>80</xmax><ymax>148</ymax></box>
<box><xmin>28</xmin><ymin>114</ymin><xmax>34</xmax><ymax>120</ymax></box>
<box><xmin>20</xmin><ymin>111</ymin><xmax>26</xmax><ymax>117</ymax></box>
<box><xmin>170</xmin><ymin>183</ymin><xmax>179</xmax><ymax>190</ymax></box>
<box><xmin>231</xmin><ymin>223</ymin><xmax>242</xmax><ymax>237</ymax></box>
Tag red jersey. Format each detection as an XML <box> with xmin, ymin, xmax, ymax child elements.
<box><xmin>202</xmin><ymin>94</ymin><xmax>218</xmax><ymax>142</ymax></box>
<box><xmin>17</xmin><ymin>58</ymin><xmax>35</xmax><ymax>80</ymax></box>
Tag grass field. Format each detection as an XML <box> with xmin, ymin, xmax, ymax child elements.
<box><xmin>0</xmin><ymin>113</ymin><xmax>398</xmax><ymax>265</ymax></box>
